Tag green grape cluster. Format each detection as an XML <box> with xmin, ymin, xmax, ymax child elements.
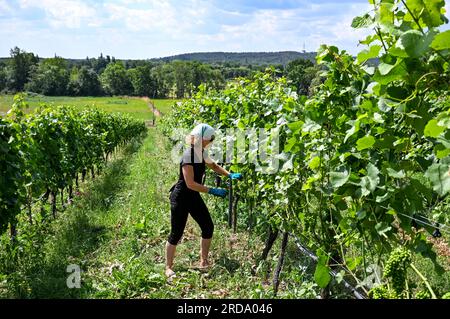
<box><xmin>384</xmin><ymin>247</ymin><xmax>412</xmax><ymax>297</ymax></box>
<box><xmin>369</xmin><ymin>285</ymin><xmax>397</xmax><ymax>299</ymax></box>
<box><xmin>415</xmin><ymin>290</ymin><xmax>431</xmax><ymax>299</ymax></box>
<box><xmin>442</xmin><ymin>292</ymin><xmax>450</xmax><ymax>299</ymax></box>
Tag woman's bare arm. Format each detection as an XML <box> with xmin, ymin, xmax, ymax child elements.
<box><xmin>182</xmin><ymin>165</ymin><xmax>210</xmax><ymax>193</ymax></box>
<box><xmin>206</xmin><ymin>161</ymin><xmax>230</xmax><ymax>177</ymax></box>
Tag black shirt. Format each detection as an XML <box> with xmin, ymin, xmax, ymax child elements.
<box><xmin>173</xmin><ymin>145</ymin><xmax>208</xmax><ymax>193</ymax></box>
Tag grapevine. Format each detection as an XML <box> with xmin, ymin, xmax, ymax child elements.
<box><xmin>0</xmin><ymin>94</ymin><xmax>147</xmax><ymax>234</ymax></box>
<box><xmin>161</xmin><ymin>0</ymin><xmax>450</xmax><ymax>298</ymax></box>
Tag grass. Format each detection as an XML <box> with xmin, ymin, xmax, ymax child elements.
<box><xmin>0</xmin><ymin>95</ymin><xmax>152</xmax><ymax>120</ymax></box>
<box><xmin>0</xmin><ymin>94</ymin><xmax>181</xmax><ymax>120</ymax></box>
<box><xmin>151</xmin><ymin>99</ymin><xmax>181</xmax><ymax>115</ymax></box>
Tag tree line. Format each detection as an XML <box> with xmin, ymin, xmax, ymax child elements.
<box><xmin>0</xmin><ymin>47</ymin><xmax>321</xmax><ymax>98</ymax></box>
<box><xmin>154</xmin><ymin>51</ymin><xmax>317</xmax><ymax>66</ymax></box>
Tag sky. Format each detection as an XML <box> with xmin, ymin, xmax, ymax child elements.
<box><xmin>0</xmin><ymin>0</ymin><xmax>449</xmax><ymax>59</ymax></box>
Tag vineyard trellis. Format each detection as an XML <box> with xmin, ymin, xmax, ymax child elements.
<box><xmin>162</xmin><ymin>0</ymin><xmax>450</xmax><ymax>298</ymax></box>
<box><xmin>0</xmin><ymin>94</ymin><xmax>147</xmax><ymax>239</ymax></box>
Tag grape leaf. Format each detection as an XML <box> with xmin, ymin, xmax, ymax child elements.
<box><xmin>431</xmin><ymin>30</ymin><xmax>450</xmax><ymax>50</ymax></box>
<box><xmin>330</xmin><ymin>170</ymin><xmax>350</xmax><ymax>188</ymax></box>
<box><xmin>356</xmin><ymin>135</ymin><xmax>375</xmax><ymax>151</ymax></box>
<box><xmin>352</xmin><ymin>14</ymin><xmax>373</xmax><ymax>28</ymax></box>
<box><xmin>424</xmin><ymin>119</ymin><xmax>446</xmax><ymax>138</ymax></box>
<box><xmin>425</xmin><ymin>163</ymin><xmax>450</xmax><ymax>196</ymax></box>
<box><xmin>357</xmin><ymin>45</ymin><xmax>382</xmax><ymax>64</ymax></box>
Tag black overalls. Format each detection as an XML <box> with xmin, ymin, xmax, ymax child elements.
<box><xmin>167</xmin><ymin>145</ymin><xmax>214</xmax><ymax>245</ymax></box>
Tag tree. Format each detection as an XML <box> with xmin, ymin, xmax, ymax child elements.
<box><xmin>0</xmin><ymin>66</ymin><xmax>6</xmax><ymax>92</ymax></box>
<box><xmin>92</xmin><ymin>53</ymin><xmax>109</xmax><ymax>74</ymax></box>
<box><xmin>25</xmin><ymin>57</ymin><xmax>69</xmax><ymax>96</ymax></box>
<box><xmin>152</xmin><ymin>63</ymin><xmax>175</xmax><ymax>98</ymax></box>
<box><xmin>220</xmin><ymin>65</ymin><xmax>252</xmax><ymax>80</ymax></box>
<box><xmin>172</xmin><ymin>61</ymin><xmax>194</xmax><ymax>98</ymax></box>
<box><xmin>7</xmin><ymin>47</ymin><xmax>39</xmax><ymax>92</ymax></box>
<box><xmin>285</xmin><ymin>58</ymin><xmax>318</xmax><ymax>96</ymax></box>
<box><xmin>128</xmin><ymin>64</ymin><xmax>157</xmax><ymax>97</ymax></box>
<box><xmin>100</xmin><ymin>62</ymin><xmax>133</xmax><ymax>96</ymax></box>
<box><xmin>68</xmin><ymin>66</ymin><xmax>102</xmax><ymax>96</ymax></box>
<box><xmin>208</xmin><ymin>68</ymin><xmax>226</xmax><ymax>91</ymax></box>
<box><xmin>192</xmin><ymin>62</ymin><xmax>225</xmax><ymax>94</ymax></box>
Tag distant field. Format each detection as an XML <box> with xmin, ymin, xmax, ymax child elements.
<box><xmin>0</xmin><ymin>95</ymin><xmax>182</xmax><ymax>120</ymax></box>
<box><xmin>151</xmin><ymin>99</ymin><xmax>181</xmax><ymax>114</ymax></box>
<box><xmin>0</xmin><ymin>95</ymin><xmax>156</xmax><ymax>120</ymax></box>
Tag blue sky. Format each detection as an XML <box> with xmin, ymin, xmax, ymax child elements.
<box><xmin>0</xmin><ymin>0</ymin><xmax>448</xmax><ymax>59</ymax></box>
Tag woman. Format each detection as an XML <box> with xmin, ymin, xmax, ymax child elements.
<box><xmin>165</xmin><ymin>123</ymin><xmax>242</xmax><ymax>278</ymax></box>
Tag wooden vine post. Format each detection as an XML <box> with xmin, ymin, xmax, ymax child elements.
<box><xmin>152</xmin><ymin>101</ymin><xmax>156</xmax><ymax>126</ymax></box>
<box><xmin>228</xmin><ymin>177</ymin><xmax>233</xmax><ymax>229</ymax></box>
<box><xmin>232</xmin><ymin>194</ymin><xmax>239</xmax><ymax>233</ymax></box>
<box><xmin>273</xmin><ymin>232</ymin><xmax>289</xmax><ymax>296</ymax></box>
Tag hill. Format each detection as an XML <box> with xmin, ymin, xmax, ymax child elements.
<box><xmin>1</xmin><ymin>51</ymin><xmax>317</xmax><ymax>67</ymax></box>
<box><xmin>152</xmin><ymin>51</ymin><xmax>316</xmax><ymax>66</ymax></box>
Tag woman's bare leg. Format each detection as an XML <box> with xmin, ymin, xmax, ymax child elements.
<box><xmin>165</xmin><ymin>241</ymin><xmax>177</xmax><ymax>277</ymax></box>
<box><xmin>200</xmin><ymin>238</ymin><xmax>212</xmax><ymax>267</ymax></box>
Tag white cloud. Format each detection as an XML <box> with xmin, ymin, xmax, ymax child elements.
<box><xmin>191</xmin><ymin>2</ymin><xmax>372</xmax><ymax>54</ymax></box>
<box><xmin>1</xmin><ymin>0</ymin><xmax>378</xmax><ymax>58</ymax></box>
<box><xmin>0</xmin><ymin>0</ymin><xmax>13</xmax><ymax>16</ymax></box>
<box><xmin>446</xmin><ymin>1</ymin><xmax>450</xmax><ymax>18</ymax></box>
<box><xmin>310</xmin><ymin>4</ymin><xmax>372</xmax><ymax>53</ymax></box>
<box><xmin>104</xmin><ymin>2</ymin><xmax>177</xmax><ymax>33</ymax></box>
<box><xmin>102</xmin><ymin>0</ymin><xmax>214</xmax><ymax>39</ymax></box>
<box><xmin>18</xmin><ymin>0</ymin><xmax>97</xmax><ymax>28</ymax></box>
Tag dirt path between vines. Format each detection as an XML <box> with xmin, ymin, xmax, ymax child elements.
<box><xmin>126</xmin><ymin>96</ymin><xmax>161</xmax><ymax>127</ymax></box>
<box><xmin>140</xmin><ymin>96</ymin><xmax>161</xmax><ymax>117</ymax></box>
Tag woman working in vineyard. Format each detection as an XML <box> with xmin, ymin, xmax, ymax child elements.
<box><xmin>165</xmin><ymin>123</ymin><xmax>242</xmax><ymax>278</ymax></box>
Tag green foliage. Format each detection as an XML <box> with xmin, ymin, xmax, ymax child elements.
<box><xmin>155</xmin><ymin>51</ymin><xmax>316</xmax><ymax>66</ymax></box>
<box><xmin>431</xmin><ymin>30</ymin><xmax>450</xmax><ymax>50</ymax></box>
<box><xmin>0</xmin><ymin>94</ymin><xmax>147</xmax><ymax>234</ymax></box>
<box><xmin>357</xmin><ymin>45</ymin><xmax>382</xmax><ymax>64</ymax></box>
<box><xmin>68</xmin><ymin>66</ymin><xmax>103</xmax><ymax>96</ymax></box>
<box><xmin>1</xmin><ymin>48</ymin><xmax>294</xmax><ymax>99</ymax></box>
<box><xmin>425</xmin><ymin>162</ymin><xmax>450</xmax><ymax>196</ymax></box>
<box><xmin>352</xmin><ymin>13</ymin><xmax>374</xmax><ymax>29</ymax></box>
<box><xmin>285</xmin><ymin>58</ymin><xmax>319</xmax><ymax>96</ymax></box>
<box><xmin>161</xmin><ymin>0</ymin><xmax>450</xmax><ymax>297</ymax></box>
<box><xmin>0</xmin><ymin>67</ymin><xmax>6</xmax><ymax>92</ymax></box>
<box><xmin>100</xmin><ymin>62</ymin><xmax>133</xmax><ymax>96</ymax></box>
<box><xmin>25</xmin><ymin>57</ymin><xmax>70</xmax><ymax>96</ymax></box>
<box><xmin>7</xmin><ymin>47</ymin><xmax>39</xmax><ymax>92</ymax></box>
<box><xmin>128</xmin><ymin>65</ymin><xmax>157</xmax><ymax>97</ymax></box>
<box><xmin>314</xmin><ymin>250</ymin><xmax>331</xmax><ymax>288</ymax></box>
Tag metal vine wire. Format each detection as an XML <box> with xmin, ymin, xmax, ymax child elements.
<box><xmin>397</xmin><ymin>212</ymin><xmax>450</xmax><ymax>234</ymax></box>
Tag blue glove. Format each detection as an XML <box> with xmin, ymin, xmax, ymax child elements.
<box><xmin>208</xmin><ymin>188</ymin><xmax>228</xmax><ymax>198</ymax></box>
<box><xmin>228</xmin><ymin>172</ymin><xmax>243</xmax><ymax>180</ymax></box>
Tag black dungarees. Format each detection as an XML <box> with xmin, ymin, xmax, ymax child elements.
<box><xmin>167</xmin><ymin>145</ymin><xmax>214</xmax><ymax>245</ymax></box>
